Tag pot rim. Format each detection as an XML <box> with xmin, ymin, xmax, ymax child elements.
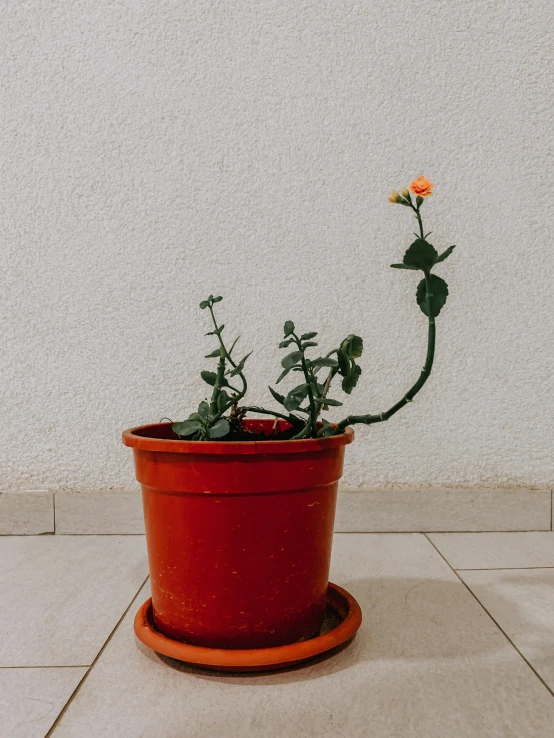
<box><xmin>122</xmin><ymin>419</ymin><xmax>354</xmax><ymax>456</ymax></box>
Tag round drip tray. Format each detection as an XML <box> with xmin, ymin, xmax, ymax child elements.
<box><xmin>134</xmin><ymin>582</ymin><xmax>362</xmax><ymax>673</ymax></box>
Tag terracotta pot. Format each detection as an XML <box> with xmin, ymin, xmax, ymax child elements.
<box><xmin>122</xmin><ymin>419</ymin><xmax>354</xmax><ymax>650</ymax></box>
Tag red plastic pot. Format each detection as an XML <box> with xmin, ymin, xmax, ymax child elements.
<box><xmin>122</xmin><ymin>419</ymin><xmax>354</xmax><ymax>650</ymax></box>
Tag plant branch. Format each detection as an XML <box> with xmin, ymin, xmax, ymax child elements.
<box><xmin>239</xmin><ymin>406</ymin><xmax>304</xmax><ymax>427</ymax></box>
<box><xmin>334</xmin><ymin>273</ymin><xmax>435</xmax><ymax>434</ymax></box>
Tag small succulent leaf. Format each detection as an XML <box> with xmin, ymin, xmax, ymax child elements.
<box><xmin>229</xmin><ymin>352</ymin><xmax>252</xmax><ymax>377</ymax></box>
<box><xmin>205</xmin><ymin>330</ymin><xmax>217</xmax><ymax>336</ymax></box>
<box><xmin>434</xmin><ymin>245</ymin><xmax>456</xmax><ymax>265</ymax></box>
<box><xmin>416</xmin><ymin>195</ymin><xmax>424</xmax><ymax>207</ymax></box>
<box><xmin>342</xmin><ymin>363</ymin><xmax>362</xmax><ymax>394</ymax></box>
<box><xmin>212</xmin><ymin>296</ymin><xmax>223</xmax><ymax>303</ymax></box>
<box><xmin>301</xmin><ymin>341</ymin><xmax>318</xmax><ymax>350</ymax></box>
<box><xmin>337</xmin><ymin>349</ymin><xmax>350</xmax><ymax>377</ymax></box>
<box><xmin>276</xmin><ymin>366</ymin><xmax>292</xmax><ymax>384</ymax></box>
<box><xmin>416</xmin><ymin>274</ymin><xmax>449</xmax><ymax>317</ymax></box>
<box><xmin>268</xmin><ymin>386</ymin><xmax>286</xmax><ymax>406</ymax></box>
<box><xmin>201</xmin><ymin>370</ymin><xmax>217</xmax><ymax>386</ymax></box>
<box><xmin>198</xmin><ymin>401</ymin><xmax>210</xmax><ymax>421</ymax></box>
<box><xmin>310</xmin><ymin>357</ymin><xmax>339</xmax><ymax>369</ymax></box>
<box><xmin>402</xmin><ymin>238</ymin><xmax>438</xmax><ymax>271</ymax></box>
<box><xmin>228</xmin><ymin>336</ymin><xmax>240</xmax><ymax>355</ymax></box>
<box><xmin>217</xmin><ymin>390</ymin><xmax>231</xmax><ymax>412</ymax></box>
<box><xmin>283</xmin><ymin>384</ymin><xmax>310</xmax><ymax>412</ymax></box>
<box><xmin>199</xmin><ymin>300</ymin><xmax>209</xmax><ymax>309</ymax></box>
<box><xmin>300</xmin><ymin>332</ymin><xmax>318</xmax><ymax>340</ymax></box>
<box><xmin>283</xmin><ymin>321</ymin><xmax>295</xmax><ymax>337</ymax></box>
<box><xmin>320</xmin><ymin>419</ymin><xmax>335</xmax><ymax>437</ymax></box>
<box><xmin>172</xmin><ymin>420</ymin><xmax>203</xmax><ymax>437</ymax></box>
<box><xmin>281</xmin><ymin>350</ymin><xmax>303</xmax><ymax>369</ymax></box>
<box><xmin>315</xmin><ymin>396</ymin><xmax>343</xmax><ymax>407</ymax></box>
<box><xmin>279</xmin><ymin>338</ymin><xmax>294</xmax><ymax>348</ymax></box>
<box><xmin>340</xmin><ymin>335</ymin><xmax>363</xmax><ymax>359</ymax></box>
<box><xmin>391</xmin><ymin>263</ymin><xmax>419</xmax><ymax>270</ymax></box>
<box><xmin>208</xmin><ymin>418</ymin><xmax>230</xmax><ymax>439</ymax></box>
<box><xmin>205</xmin><ymin>349</ymin><xmax>221</xmax><ymax>359</ymax></box>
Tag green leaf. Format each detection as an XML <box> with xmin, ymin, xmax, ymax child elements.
<box><xmin>283</xmin><ymin>384</ymin><xmax>310</xmax><ymax>412</ymax></box>
<box><xmin>212</xmin><ymin>296</ymin><xmax>223</xmax><ymax>303</ymax></box>
<box><xmin>319</xmin><ymin>419</ymin><xmax>335</xmax><ymax>437</ymax></box>
<box><xmin>201</xmin><ymin>370</ymin><xmax>229</xmax><ymax>388</ymax></box>
<box><xmin>276</xmin><ymin>367</ymin><xmax>292</xmax><ymax>384</ymax></box>
<box><xmin>300</xmin><ymin>332</ymin><xmax>318</xmax><ymax>340</ymax></box>
<box><xmin>301</xmin><ymin>341</ymin><xmax>318</xmax><ymax>350</ymax></box>
<box><xmin>434</xmin><ymin>245</ymin><xmax>456</xmax><ymax>264</ymax></box>
<box><xmin>342</xmin><ymin>363</ymin><xmax>362</xmax><ymax>394</ymax></box>
<box><xmin>228</xmin><ymin>336</ymin><xmax>240</xmax><ymax>355</ymax></box>
<box><xmin>269</xmin><ymin>386</ymin><xmax>286</xmax><ymax>406</ymax></box>
<box><xmin>391</xmin><ymin>263</ymin><xmax>419</xmax><ymax>270</ymax></box>
<box><xmin>279</xmin><ymin>338</ymin><xmax>294</xmax><ymax>348</ymax></box>
<box><xmin>217</xmin><ymin>390</ymin><xmax>231</xmax><ymax>412</ymax></box>
<box><xmin>283</xmin><ymin>321</ymin><xmax>295</xmax><ymax>337</ymax></box>
<box><xmin>341</xmin><ymin>335</ymin><xmax>363</xmax><ymax>359</ymax></box>
<box><xmin>402</xmin><ymin>239</ymin><xmax>438</xmax><ymax>271</ymax></box>
<box><xmin>205</xmin><ymin>349</ymin><xmax>221</xmax><ymax>359</ymax></box>
<box><xmin>199</xmin><ymin>301</ymin><xmax>209</xmax><ymax>309</ymax></box>
<box><xmin>310</xmin><ymin>357</ymin><xmax>339</xmax><ymax>369</ymax></box>
<box><xmin>228</xmin><ymin>351</ymin><xmax>252</xmax><ymax>377</ymax></box>
<box><xmin>208</xmin><ymin>418</ymin><xmax>230</xmax><ymax>439</ymax></box>
<box><xmin>315</xmin><ymin>396</ymin><xmax>343</xmax><ymax>407</ymax></box>
<box><xmin>201</xmin><ymin>370</ymin><xmax>217</xmax><ymax>386</ymax></box>
<box><xmin>337</xmin><ymin>349</ymin><xmax>350</xmax><ymax>377</ymax></box>
<box><xmin>198</xmin><ymin>401</ymin><xmax>210</xmax><ymax>421</ymax></box>
<box><xmin>281</xmin><ymin>350</ymin><xmax>303</xmax><ymax>369</ymax></box>
<box><xmin>172</xmin><ymin>419</ymin><xmax>203</xmax><ymax>437</ymax></box>
<box><xmin>416</xmin><ymin>274</ymin><xmax>449</xmax><ymax>317</ymax></box>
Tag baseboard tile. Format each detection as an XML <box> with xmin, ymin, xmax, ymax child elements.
<box><xmin>54</xmin><ymin>491</ymin><xmax>144</xmax><ymax>535</ymax></box>
<box><xmin>335</xmin><ymin>487</ymin><xmax>552</xmax><ymax>533</ymax></box>
<box><xmin>3</xmin><ymin>487</ymin><xmax>550</xmax><ymax>536</ymax></box>
<box><xmin>0</xmin><ymin>490</ymin><xmax>54</xmax><ymax>535</ymax></box>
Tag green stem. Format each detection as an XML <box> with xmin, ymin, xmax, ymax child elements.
<box><xmin>209</xmin><ymin>350</ymin><xmax>226</xmax><ymax>417</ymax></box>
<box><xmin>239</xmin><ymin>406</ymin><xmax>303</xmax><ymax>427</ymax></box>
<box><xmin>292</xmin><ymin>332</ymin><xmax>318</xmax><ymax>438</ymax></box>
<box><xmin>413</xmin><ymin>203</ymin><xmax>425</xmax><ymax>239</ymax></box>
<box><xmin>334</xmin><ymin>273</ymin><xmax>435</xmax><ymax>434</ymax></box>
<box><xmin>208</xmin><ymin>304</ymin><xmax>248</xmax><ymax>407</ymax></box>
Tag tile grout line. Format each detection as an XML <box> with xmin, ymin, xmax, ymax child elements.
<box><xmin>45</xmin><ymin>574</ymin><xmax>150</xmax><ymax>737</ymax></box>
<box><xmin>0</xmin><ymin>665</ymin><xmax>90</xmax><ymax>669</ymax></box>
<box><xmin>456</xmin><ymin>566</ymin><xmax>554</xmax><ymax>571</ymax></box>
<box><xmin>423</xmin><ymin>534</ymin><xmax>554</xmax><ymax>700</ymax></box>
<box><xmin>53</xmin><ymin>492</ymin><xmax>56</xmax><ymax>535</ymax></box>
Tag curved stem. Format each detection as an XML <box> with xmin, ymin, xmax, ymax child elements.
<box><xmin>239</xmin><ymin>406</ymin><xmax>303</xmax><ymax>427</ymax></box>
<box><xmin>335</xmin><ymin>273</ymin><xmax>435</xmax><ymax>434</ymax></box>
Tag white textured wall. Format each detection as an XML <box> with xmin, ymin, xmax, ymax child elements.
<box><xmin>1</xmin><ymin>1</ymin><xmax>553</xmax><ymax>492</ymax></box>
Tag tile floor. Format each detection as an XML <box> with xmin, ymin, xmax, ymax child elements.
<box><xmin>1</xmin><ymin>533</ymin><xmax>554</xmax><ymax>737</ymax></box>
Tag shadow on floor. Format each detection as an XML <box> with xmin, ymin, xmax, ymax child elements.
<box><xmin>143</xmin><ymin>574</ymin><xmax>521</xmax><ymax>685</ymax></box>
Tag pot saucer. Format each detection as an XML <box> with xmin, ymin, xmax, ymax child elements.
<box><xmin>134</xmin><ymin>582</ymin><xmax>362</xmax><ymax>673</ymax></box>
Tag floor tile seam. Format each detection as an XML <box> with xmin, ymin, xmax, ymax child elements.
<box><xmin>44</xmin><ymin>574</ymin><xmax>150</xmax><ymax>737</ymax></box>
<box><xmin>423</xmin><ymin>533</ymin><xmax>554</xmax><ymax>700</ymax></box>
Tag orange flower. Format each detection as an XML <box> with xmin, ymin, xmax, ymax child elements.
<box><xmin>409</xmin><ymin>176</ymin><xmax>433</xmax><ymax>197</ymax></box>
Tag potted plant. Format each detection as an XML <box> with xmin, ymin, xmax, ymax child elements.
<box><xmin>123</xmin><ymin>177</ymin><xmax>456</xmax><ymax>670</ymax></box>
